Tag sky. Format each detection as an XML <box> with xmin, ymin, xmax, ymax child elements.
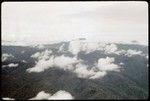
<box><xmin>2</xmin><ymin>1</ymin><xmax>148</xmax><ymax>45</ymax></box>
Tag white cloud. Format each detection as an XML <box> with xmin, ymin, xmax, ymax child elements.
<box><xmin>3</xmin><ymin>63</ymin><xmax>19</xmax><ymax>68</ymax></box>
<box><xmin>31</xmin><ymin>52</ymin><xmax>41</xmax><ymax>59</ymax></box>
<box><xmin>53</xmin><ymin>55</ymin><xmax>79</xmax><ymax>70</ymax></box>
<box><xmin>87</xmin><ymin>57</ymin><xmax>121</xmax><ymax>79</ymax></box>
<box><xmin>103</xmin><ymin>44</ymin><xmax>146</xmax><ymax>57</ymax></box>
<box><xmin>28</xmin><ymin>53</ymin><xmax>108</xmax><ymax>79</ymax></box>
<box><xmin>74</xmin><ymin>62</ymin><xmax>109</xmax><ymax>79</ymax></box>
<box><xmin>30</xmin><ymin>91</ymin><xmax>51</xmax><ymax>100</ymax></box>
<box><xmin>74</xmin><ymin>63</ymin><xmax>95</xmax><ymax>78</ymax></box>
<box><xmin>68</xmin><ymin>40</ymin><xmax>127</xmax><ymax>55</ymax></box>
<box><xmin>27</xmin><ymin>56</ymin><xmax>54</xmax><ymax>73</ymax></box>
<box><xmin>104</xmin><ymin>43</ymin><xmax>118</xmax><ymax>54</ymax></box>
<box><xmin>37</xmin><ymin>44</ymin><xmax>45</xmax><ymax>49</ymax></box>
<box><xmin>27</xmin><ymin>52</ymin><xmax>80</xmax><ymax>73</ymax></box>
<box><xmin>83</xmin><ymin>42</ymin><xmax>100</xmax><ymax>53</ymax></box>
<box><xmin>48</xmin><ymin>90</ymin><xmax>74</xmax><ymax>100</ymax></box>
<box><xmin>2</xmin><ymin>97</ymin><xmax>15</xmax><ymax>100</ymax></box>
<box><xmin>68</xmin><ymin>39</ymin><xmax>105</xmax><ymax>55</ymax></box>
<box><xmin>97</xmin><ymin>57</ymin><xmax>121</xmax><ymax>71</ymax></box>
<box><xmin>8</xmin><ymin>63</ymin><xmax>19</xmax><ymax>67</ymax></box>
<box><xmin>125</xmin><ymin>49</ymin><xmax>143</xmax><ymax>57</ymax></box>
<box><xmin>31</xmin><ymin>50</ymin><xmax>52</xmax><ymax>60</ymax></box>
<box><xmin>90</xmin><ymin>71</ymin><xmax>106</xmax><ymax>79</ymax></box>
<box><xmin>29</xmin><ymin>90</ymin><xmax>73</xmax><ymax>100</ymax></box>
<box><xmin>74</xmin><ymin>60</ymin><xmax>121</xmax><ymax>79</ymax></box>
<box><xmin>27</xmin><ymin>49</ymin><xmax>123</xmax><ymax>79</ymax></box>
<box><xmin>28</xmin><ymin>50</ymin><xmax>102</xmax><ymax>79</ymax></box>
<box><xmin>68</xmin><ymin>40</ymin><xmax>82</xmax><ymax>55</ymax></box>
<box><xmin>2</xmin><ymin>53</ymin><xmax>14</xmax><ymax>62</ymax></box>
<box><xmin>68</xmin><ymin>40</ymin><xmax>147</xmax><ymax>58</ymax></box>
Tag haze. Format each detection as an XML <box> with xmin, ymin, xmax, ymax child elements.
<box><xmin>2</xmin><ymin>1</ymin><xmax>148</xmax><ymax>45</ymax></box>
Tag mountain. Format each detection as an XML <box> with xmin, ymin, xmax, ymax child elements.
<box><xmin>1</xmin><ymin>40</ymin><xmax>148</xmax><ymax>100</ymax></box>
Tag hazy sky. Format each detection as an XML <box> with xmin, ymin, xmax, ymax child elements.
<box><xmin>2</xmin><ymin>1</ymin><xmax>148</xmax><ymax>44</ymax></box>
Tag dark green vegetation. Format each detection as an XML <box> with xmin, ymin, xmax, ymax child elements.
<box><xmin>1</xmin><ymin>42</ymin><xmax>149</xmax><ymax>100</ymax></box>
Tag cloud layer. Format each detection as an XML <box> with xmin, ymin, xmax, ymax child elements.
<box><xmin>68</xmin><ymin>39</ymin><xmax>145</xmax><ymax>57</ymax></box>
<box><xmin>26</xmin><ymin>40</ymin><xmax>147</xmax><ymax>79</ymax></box>
<box><xmin>27</xmin><ymin>49</ymin><xmax>122</xmax><ymax>79</ymax></box>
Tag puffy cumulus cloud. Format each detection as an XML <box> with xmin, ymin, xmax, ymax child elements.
<box><xmin>88</xmin><ymin>57</ymin><xmax>122</xmax><ymax>79</ymax></box>
<box><xmin>2</xmin><ymin>53</ymin><xmax>14</xmax><ymax>62</ymax></box>
<box><xmin>68</xmin><ymin>40</ymin><xmax>82</xmax><ymax>55</ymax></box>
<box><xmin>53</xmin><ymin>55</ymin><xmax>79</xmax><ymax>70</ymax></box>
<box><xmin>68</xmin><ymin>40</ymin><xmax>105</xmax><ymax>55</ymax></box>
<box><xmin>82</xmin><ymin>42</ymin><xmax>100</xmax><ymax>54</ymax></box>
<box><xmin>103</xmin><ymin>43</ymin><xmax>131</xmax><ymax>55</ymax></box>
<box><xmin>2</xmin><ymin>97</ymin><xmax>15</xmax><ymax>100</ymax></box>
<box><xmin>74</xmin><ymin>63</ymin><xmax>95</xmax><ymax>78</ymax></box>
<box><xmin>125</xmin><ymin>49</ymin><xmax>143</xmax><ymax>57</ymax></box>
<box><xmin>31</xmin><ymin>52</ymin><xmax>41</xmax><ymax>59</ymax></box>
<box><xmin>74</xmin><ymin>63</ymin><xmax>110</xmax><ymax>79</ymax></box>
<box><xmin>2</xmin><ymin>63</ymin><xmax>19</xmax><ymax>68</ymax></box>
<box><xmin>97</xmin><ymin>57</ymin><xmax>121</xmax><ymax>71</ymax></box>
<box><xmin>48</xmin><ymin>90</ymin><xmax>74</xmax><ymax>100</ymax></box>
<box><xmin>31</xmin><ymin>50</ymin><xmax>52</xmax><ymax>60</ymax></box>
<box><xmin>68</xmin><ymin>40</ymin><xmax>123</xmax><ymax>55</ymax></box>
<box><xmin>28</xmin><ymin>49</ymin><xmax>123</xmax><ymax>79</ymax></box>
<box><xmin>103</xmin><ymin>45</ymin><xmax>146</xmax><ymax>57</ymax></box>
<box><xmin>27</xmin><ymin>55</ymin><xmax>80</xmax><ymax>73</ymax></box>
<box><xmin>90</xmin><ymin>71</ymin><xmax>106</xmax><ymax>79</ymax></box>
<box><xmin>101</xmin><ymin>43</ymin><xmax>148</xmax><ymax>57</ymax></box>
<box><xmin>104</xmin><ymin>44</ymin><xmax>118</xmax><ymax>54</ymax></box>
<box><xmin>27</xmin><ymin>56</ymin><xmax>54</xmax><ymax>73</ymax></box>
<box><xmin>29</xmin><ymin>90</ymin><xmax>73</xmax><ymax>100</ymax></box>
<box><xmin>8</xmin><ymin>63</ymin><xmax>19</xmax><ymax>67</ymax></box>
<box><xmin>103</xmin><ymin>44</ymin><xmax>145</xmax><ymax>57</ymax></box>
<box><xmin>37</xmin><ymin>44</ymin><xmax>45</xmax><ymax>49</ymax></box>
<box><xmin>74</xmin><ymin>62</ymin><xmax>115</xmax><ymax>79</ymax></box>
<box><xmin>30</xmin><ymin>91</ymin><xmax>51</xmax><ymax>100</ymax></box>
<box><xmin>28</xmin><ymin>53</ymin><xmax>107</xmax><ymax>79</ymax></box>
